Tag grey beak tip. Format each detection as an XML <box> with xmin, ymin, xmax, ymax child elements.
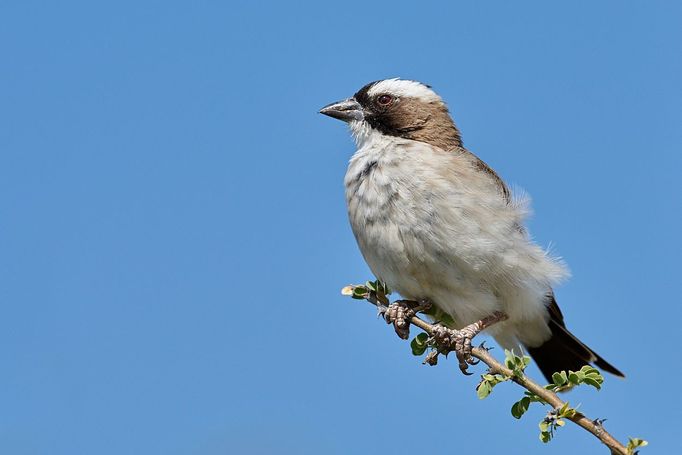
<box><xmin>319</xmin><ymin>104</ymin><xmax>337</xmax><ymax>116</ymax></box>
<box><xmin>319</xmin><ymin>98</ymin><xmax>363</xmax><ymax>122</ymax></box>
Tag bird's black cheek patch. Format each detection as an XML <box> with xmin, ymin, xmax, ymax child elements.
<box><xmin>364</xmin><ymin>114</ymin><xmax>400</xmax><ymax>137</ymax></box>
<box><xmin>366</xmin><ymin>107</ymin><xmax>420</xmax><ymax>138</ymax></box>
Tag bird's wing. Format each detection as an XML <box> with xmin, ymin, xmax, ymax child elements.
<box><xmin>458</xmin><ymin>148</ymin><xmax>511</xmax><ymax>203</ymax></box>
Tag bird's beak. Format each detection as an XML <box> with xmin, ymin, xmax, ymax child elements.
<box><xmin>319</xmin><ymin>98</ymin><xmax>364</xmax><ymax>122</ymax></box>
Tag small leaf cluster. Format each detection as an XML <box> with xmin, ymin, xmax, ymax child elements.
<box><xmin>342</xmin><ymin>280</ymin><xmax>391</xmax><ymax>305</ymax></box>
<box><xmin>509</xmin><ymin>365</ymin><xmax>607</xmax><ymax>445</ymax></box>
<box><xmin>626</xmin><ymin>437</ymin><xmax>648</xmax><ymax>454</ymax></box>
<box><xmin>547</xmin><ymin>366</ymin><xmax>604</xmax><ymax>392</ymax></box>
<box><xmin>538</xmin><ymin>402</ymin><xmax>577</xmax><ymax>443</ymax></box>
<box><xmin>476</xmin><ymin>350</ymin><xmax>529</xmax><ymax>400</ymax></box>
<box><xmin>510</xmin><ymin>392</ymin><xmax>545</xmax><ymax>419</ymax></box>
<box><xmin>504</xmin><ymin>349</ymin><xmax>531</xmax><ymax>378</ymax></box>
<box><xmin>476</xmin><ymin>372</ymin><xmax>508</xmax><ymax>399</ymax></box>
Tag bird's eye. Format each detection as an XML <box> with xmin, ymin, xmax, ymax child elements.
<box><xmin>377</xmin><ymin>94</ymin><xmax>393</xmax><ymax>106</ymax></box>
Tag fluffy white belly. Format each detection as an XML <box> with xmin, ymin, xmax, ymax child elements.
<box><xmin>344</xmin><ymin>134</ymin><xmax>568</xmax><ymax>348</ymax></box>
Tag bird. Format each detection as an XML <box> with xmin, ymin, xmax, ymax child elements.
<box><xmin>320</xmin><ymin>78</ymin><xmax>623</xmax><ymax>382</ymax></box>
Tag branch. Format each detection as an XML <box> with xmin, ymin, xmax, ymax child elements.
<box><xmin>343</xmin><ymin>282</ymin><xmax>646</xmax><ymax>455</ymax></box>
<box><xmin>474</xmin><ymin>347</ymin><xmax>625</xmax><ymax>453</ymax></box>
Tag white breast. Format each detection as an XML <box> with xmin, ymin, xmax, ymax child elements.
<box><xmin>344</xmin><ymin>125</ymin><xmax>568</xmax><ymax>348</ymax></box>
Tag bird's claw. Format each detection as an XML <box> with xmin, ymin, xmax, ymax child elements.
<box><xmin>431</xmin><ymin>324</ymin><xmax>480</xmax><ymax>375</ymax></box>
<box><xmin>383</xmin><ymin>300</ymin><xmax>417</xmax><ymax>340</ymax></box>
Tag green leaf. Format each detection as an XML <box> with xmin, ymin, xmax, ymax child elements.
<box><xmin>585</xmin><ymin>374</ymin><xmax>604</xmax><ymax>385</ymax></box>
<box><xmin>504</xmin><ymin>350</ymin><xmax>515</xmax><ymax>369</ymax></box>
<box><xmin>539</xmin><ymin>431</ymin><xmax>552</xmax><ymax>443</ymax></box>
<box><xmin>568</xmin><ymin>372</ymin><xmax>581</xmax><ymax>385</ymax></box>
<box><xmin>351</xmin><ymin>286</ymin><xmax>367</xmax><ymax>299</ymax></box>
<box><xmin>511</xmin><ymin>402</ymin><xmax>522</xmax><ymax>419</ymax></box>
<box><xmin>580</xmin><ymin>365</ymin><xmax>600</xmax><ymax>375</ymax></box>
<box><xmin>583</xmin><ymin>377</ymin><xmax>602</xmax><ymax>390</ymax></box>
<box><xmin>627</xmin><ymin>437</ymin><xmax>648</xmax><ymax>454</ymax></box>
<box><xmin>511</xmin><ymin>396</ymin><xmax>531</xmax><ymax>419</ymax></box>
<box><xmin>476</xmin><ymin>380</ymin><xmax>492</xmax><ymax>399</ymax></box>
<box><xmin>552</xmin><ymin>371</ymin><xmax>567</xmax><ymax>386</ymax></box>
<box><xmin>410</xmin><ymin>332</ymin><xmax>429</xmax><ymax>356</ymax></box>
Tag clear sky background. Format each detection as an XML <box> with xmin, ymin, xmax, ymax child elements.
<box><xmin>2</xmin><ymin>1</ymin><xmax>681</xmax><ymax>454</ymax></box>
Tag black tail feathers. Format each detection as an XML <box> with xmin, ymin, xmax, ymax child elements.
<box><xmin>527</xmin><ymin>319</ymin><xmax>624</xmax><ymax>383</ymax></box>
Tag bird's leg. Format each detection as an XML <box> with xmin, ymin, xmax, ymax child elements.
<box><xmin>430</xmin><ymin>311</ymin><xmax>508</xmax><ymax>375</ymax></box>
<box><xmin>382</xmin><ymin>299</ymin><xmax>433</xmax><ymax>340</ymax></box>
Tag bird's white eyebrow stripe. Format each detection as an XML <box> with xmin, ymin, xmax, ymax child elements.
<box><xmin>367</xmin><ymin>78</ymin><xmax>441</xmax><ymax>102</ymax></box>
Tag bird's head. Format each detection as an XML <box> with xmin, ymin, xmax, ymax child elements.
<box><xmin>320</xmin><ymin>78</ymin><xmax>462</xmax><ymax>149</ymax></box>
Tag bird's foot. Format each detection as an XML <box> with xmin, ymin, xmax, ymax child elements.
<box><xmin>382</xmin><ymin>299</ymin><xmax>432</xmax><ymax>340</ymax></box>
<box><xmin>430</xmin><ymin>311</ymin><xmax>508</xmax><ymax>375</ymax></box>
<box><xmin>430</xmin><ymin>324</ymin><xmax>480</xmax><ymax>374</ymax></box>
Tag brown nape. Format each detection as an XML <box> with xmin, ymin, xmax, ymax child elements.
<box><xmin>382</xmin><ymin>99</ymin><xmax>464</xmax><ymax>151</ymax></box>
<box><xmin>365</xmin><ymin>97</ymin><xmax>510</xmax><ymax>201</ymax></box>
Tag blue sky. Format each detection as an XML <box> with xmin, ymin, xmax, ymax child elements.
<box><xmin>1</xmin><ymin>1</ymin><xmax>681</xmax><ymax>454</ymax></box>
